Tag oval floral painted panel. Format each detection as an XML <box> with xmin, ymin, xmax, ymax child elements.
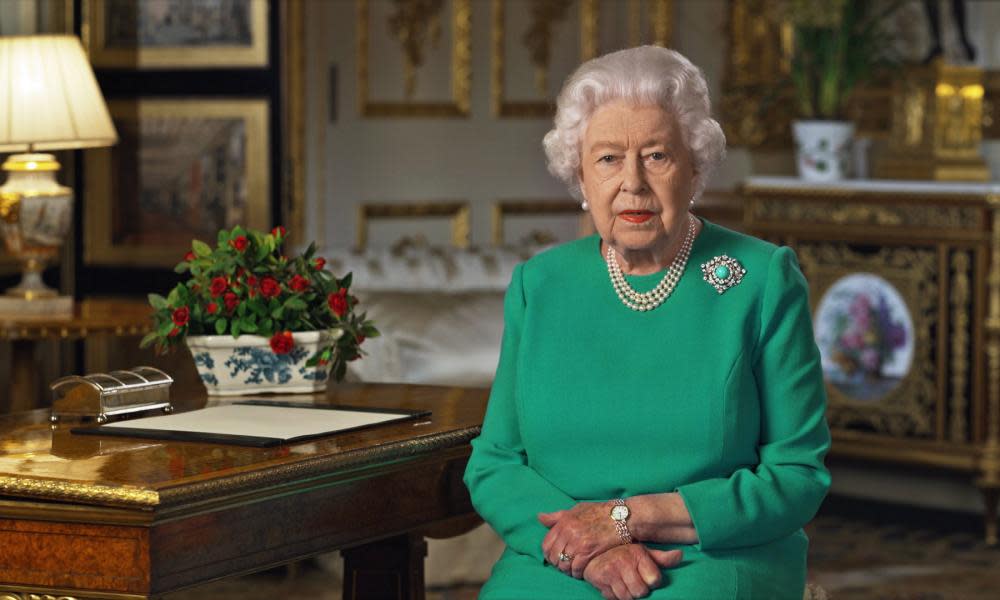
<box><xmin>814</xmin><ymin>273</ymin><xmax>915</xmax><ymax>402</ymax></box>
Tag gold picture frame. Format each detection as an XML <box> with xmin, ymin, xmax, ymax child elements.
<box><xmin>625</xmin><ymin>0</ymin><xmax>673</xmax><ymax>48</ymax></box>
<box><xmin>83</xmin><ymin>0</ymin><xmax>269</xmax><ymax>69</ymax></box>
<box><xmin>491</xmin><ymin>0</ymin><xmax>599</xmax><ymax>118</ymax></box>
<box><xmin>357</xmin><ymin>0</ymin><xmax>471</xmax><ymax>118</ymax></box>
<box><xmin>84</xmin><ymin>99</ymin><xmax>270</xmax><ymax>267</ymax></box>
<box><xmin>356</xmin><ymin>202</ymin><xmax>470</xmax><ymax>249</ymax></box>
<box><xmin>491</xmin><ymin>199</ymin><xmax>592</xmax><ymax>245</ymax></box>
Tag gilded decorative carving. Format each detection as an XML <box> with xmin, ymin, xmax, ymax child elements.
<box><xmin>0</xmin><ymin>476</ymin><xmax>159</xmax><ymax>507</ymax></box>
<box><xmin>799</xmin><ymin>243</ymin><xmax>938</xmax><ymax>437</ymax></box>
<box><xmin>387</xmin><ymin>0</ymin><xmax>446</xmax><ymax>99</ymax></box>
<box><xmin>358</xmin><ymin>0</ymin><xmax>471</xmax><ymax>117</ymax></box>
<box><xmin>950</xmin><ymin>250</ymin><xmax>971</xmax><ymax>442</ymax></box>
<box><xmin>524</xmin><ymin>0</ymin><xmax>573</xmax><ymax>95</ymax></box>
<box><xmin>978</xmin><ymin>195</ymin><xmax>1000</xmax><ymax>545</ymax></box>
<box><xmin>491</xmin><ymin>0</ymin><xmax>598</xmax><ymax>118</ymax></box>
<box><xmin>626</xmin><ymin>0</ymin><xmax>672</xmax><ymax>48</ymax></box>
<box><xmin>355</xmin><ymin>201</ymin><xmax>470</xmax><ymax>249</ymax></box>
<box><xmin>0</xmin><ymin>588</ymin><xmax>143</xmax><ymax>600</ymax></box>
<box><xmin>875</xmin><ymin>63</ymin><xmax>989</xmax><ymax>181</ymax></box>
<box><xmin>751</xmin><ymin>197</ymin><xmax>982</xmax><ymax>230</ymax></box>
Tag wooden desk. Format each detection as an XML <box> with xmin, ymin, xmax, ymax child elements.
<box><xmin>0</xmin><ymin>299</ymin><xmax>152</xmax><ymax>413</ymax></box>
<box><xmin>0</xmin><ymin>383</ymin><xmax>488</xmax><ymax>599</ymax></box>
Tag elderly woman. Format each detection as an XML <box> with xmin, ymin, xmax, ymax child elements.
<box><xmin>463</xmin><ymin>46</ymin><xmax>830</xmax><ymax>599</ymax></box>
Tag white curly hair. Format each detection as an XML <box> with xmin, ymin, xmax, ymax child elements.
<box><xmin>543</xmin><ymin>46</ymin><xmax>726</xmax><ymax>202</ymax></box>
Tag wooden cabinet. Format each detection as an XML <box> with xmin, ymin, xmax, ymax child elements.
<box><xmin>742</xmin><ymin>177</ymin><xmax>1000</xmax><ymax>543</ymax></box>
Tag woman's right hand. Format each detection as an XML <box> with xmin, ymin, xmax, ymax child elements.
<box><xmin>582</xmin><ymin>545</ymin><xmax>683</xmax><ymax>600</ymax></box>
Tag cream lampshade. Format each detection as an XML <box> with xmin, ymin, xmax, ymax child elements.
<box><xmin>0</xmin><ymin>35</ymin><xmax>117</xmax><ymax>310</ymax></box>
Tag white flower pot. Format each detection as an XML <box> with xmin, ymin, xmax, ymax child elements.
<box><xmin>792</xmin><ymin>120</ymin><xmax>855</xmax><ymax>181</ymax></box>
<box><xmin>186</xmin><ymin>329</ymin><xmax>341</xmax><ymax>396</ymax></box>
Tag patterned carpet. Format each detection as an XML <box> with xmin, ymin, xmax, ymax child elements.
<box><xmin>162</xmin><ymin>496</ymin><xmax>1000</xmax><ymax>599</ymax></box>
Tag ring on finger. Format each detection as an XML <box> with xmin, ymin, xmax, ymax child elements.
<box><xmin>558</xmin><ymin>551</ymin><xmax>573</xmax><ymax>562</ymax></box>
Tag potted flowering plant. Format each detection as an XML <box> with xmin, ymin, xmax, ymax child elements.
<box><xmin>140</xmin><ymin>226</ymin><xmax>378</xmax><ymax>395</ymax></box>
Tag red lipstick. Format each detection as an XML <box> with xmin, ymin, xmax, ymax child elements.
<box><xmin>620</xmin><ymin>210</ymin><xmax>654</xmax><ymax>224</ymax></box>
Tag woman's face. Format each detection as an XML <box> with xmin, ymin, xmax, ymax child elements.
<box><xmin>579</xmin><ymin>100</ymin><xmax>696</xmax><ymax>255</ymax></box>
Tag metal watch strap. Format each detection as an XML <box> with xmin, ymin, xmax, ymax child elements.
<box><xmin>612</xmin><ymin>498</ymin><xmax>632</xmax><ymax>544</ymax></box>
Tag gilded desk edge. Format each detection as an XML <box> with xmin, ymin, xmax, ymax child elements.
<box><xmin>0</xmin><ymin>426</ymin><xmax>481</xmax><ymax>510</ymax></box>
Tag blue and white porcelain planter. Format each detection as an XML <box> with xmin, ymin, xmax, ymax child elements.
<box><xmin>186</xmin><ymin>329</ymin><xmax>341</xmax><ymax>396</ymax></box>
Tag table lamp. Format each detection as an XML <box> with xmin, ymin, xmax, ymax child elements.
<box><xmin>0</xmin><ymin>35</ymin><xmax>117</xmax><ymax>313</ymax></box>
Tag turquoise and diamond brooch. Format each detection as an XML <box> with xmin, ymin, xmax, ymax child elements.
<box><xmin>702</xmin><ymin>256</ymin><xmax>746</xmax><ymax>294</ymax></box>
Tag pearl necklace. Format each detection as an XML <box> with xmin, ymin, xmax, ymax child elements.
<box><xmin>606</xmin><ymin>216</ymin><xmax>696</xmax><ymax>312</ymax></box>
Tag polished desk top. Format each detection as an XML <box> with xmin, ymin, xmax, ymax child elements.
<box><xmin>0</xmin><ymin>383</ymin><xmax>488</xmax><ymax>514</ymax></box>
<box><xmin>0</xmin><ymin>298</ymin><xmax>152</xmax><ymax>340</ymax></box>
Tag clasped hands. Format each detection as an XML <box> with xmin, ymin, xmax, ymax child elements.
<box><xmin>538</xmin><ymin>501</ymin><xmax>683</xmax><ymax>600</ymax></box>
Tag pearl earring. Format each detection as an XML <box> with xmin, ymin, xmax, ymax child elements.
<box><xmin>689</xmin><ymin>196</ymin><xmax>696</xmax><ymax>208</ymax></box>
<box><xmin>581</xmin><ymin>199</ymin><xmax>589</xmax><ymax>211</ymax></box>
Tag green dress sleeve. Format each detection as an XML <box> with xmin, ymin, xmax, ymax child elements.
<box><xmin>675</xmin><ymin>246</ymin><xmax>832</xmax><ymax>551</ymax></box>
<box><xmin>463</xmin><ymin>263</ymin><xmax>577</xmax><ymax>562</ymax></box>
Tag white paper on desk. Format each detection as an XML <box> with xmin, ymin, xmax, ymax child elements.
<box><xmin>102</xmin><ymin>403</ymin><xmax>414</xmax><ymax>440</ymax></box>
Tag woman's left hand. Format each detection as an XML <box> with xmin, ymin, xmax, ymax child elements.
<box><xmin>539</xmin><ymin>501</ymin><xmax>622</xmax><ymax>578</ymax></box>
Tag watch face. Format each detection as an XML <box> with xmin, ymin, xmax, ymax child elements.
<box><xmin>611</xmin><ymin>505</ymin><xmax>629</xmax><ymax>521</ymax></box>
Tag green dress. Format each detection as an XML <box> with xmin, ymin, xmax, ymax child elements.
<box><xmin>463</xmin><ymin>219</ymin><xmax>831</xmax><ymax>599</ymax></box>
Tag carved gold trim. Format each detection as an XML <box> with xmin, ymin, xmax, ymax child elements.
<box><xmin>978</xmin><ymin>194</ymin><xmax>1000</xmax><ymax>545</ymax></box>
<box><xmin>0</xmin><ymin>585</ymin><xmax>146</xmax><ymax>600</ymax></box>
<box><xmin>355</xmin><ymin>201</ymin><xmax>470</xmax><ymax>249</ymax></box>
<box><xmin>0</xmin><ymin>476</ymin><xmax>159</xmax><ymax>508</ymax></box>
<box><xmin>800</xmin><ymin>244</ymin><xmax>938</xmax><ymax>437</ymax></box>
<box><xmin>84</xmin><ymin>0</ymin><xmax>268</xmax><ymax>68</ymax></box>
<box><xmin>746</xmin><ymin>195</ymin><xmax>984</xmax><ymax>231</ymax></box>
<box><xmin>950</xmin><ymin>250</ymin><xmax>972</xmax><ymax>442</ymax></box>
<box><xmin>491</xmin><ymin>0</ymin><xmax>599</xmax><ymax>118</ymax></box>
<box><xmin>357</xmin><ymin>0</ymin><xmax>471</xmax><ymax>118</ymax></box>
<box><xmin>491</xmin><ymin>199</ymin><xmax>590</xmax><ymax>245</ymax></box>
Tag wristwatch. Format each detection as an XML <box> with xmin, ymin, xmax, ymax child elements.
<box><xmin>610</xmin><ymin>498</ymin><xmax>632</xmax><ymax>544</ymax></box>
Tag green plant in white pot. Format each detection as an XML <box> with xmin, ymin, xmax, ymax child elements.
<box><xmin>781</xmin><ymin>0</ymin><xmax>902</xmax><ymax>180</ymax></box>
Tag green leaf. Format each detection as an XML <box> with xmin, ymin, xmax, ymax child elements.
<box><xmin>271</xmin><ymin>306</ymin><xmax>284</xmax><ymax>320</ymax></box>
<box><xmin>340</xmin><ymin>272</ymin><xmax>353</xmax><ymax>289</ymax></box>
<box><xmin>174</xmin><ymin>262</ymin><xmax>190</xmax><ymax>274</ymax></box>
<box><xmin>148</xmin><ymin>294</ymin><xmax>169</xmax><ymax>310</ymax></box>
<box><xmin>232</xmin><ymin>320</ymin><xmax>242</xmax><ymax>338</ymax></box>
<box><xmin>240</xmin><ymin>318</ymin><xmax>258</xmax><ymax>333</ymax></box>
<box><xmin>284</xmin><ymin>297</ymin><xmax>307</xmax><ymax>311</ymax></box>
<box><xmin>157</xmin><ymin>321</ymin><xmax>175</xmax><ymax>336</ymax></box>
<box><xmin>192</xmin><ymin>239</ymin><xmax>212</xmax><ymax>257</ymax></box>
<box><xmin>215</xmin><ymin>318</ymin><xmax>227</xmax><ymax>335</ymax></box>
<box><xmin>217</xmin><ymin>229</ymin><xmax>231</xmax><ymax>246</ymax></box>
<box><xmin>139</xmin><ymin>331</ymin><xmax>159</xmax><ymax>348</ymax></box>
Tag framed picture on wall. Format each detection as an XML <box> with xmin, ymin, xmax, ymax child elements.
<box><xmin>84</xmin><ymin>98</ymin><xmax>271</xmax><ymax>267</ymax></box>
<box><xmin>84</xmin><ymin>0</ymin><xmax>269</xmax><ymax>68</ymax></box>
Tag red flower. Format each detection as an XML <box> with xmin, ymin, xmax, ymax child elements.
<box><xmin>313</xmin><ymin>257</ymin><xmax>326</xmax><ymax>270</ymax></box>
<box><xmin>223</xmin><ymin>292</ymin><xmax>239</xmax><ymax>312</ymax></box>
<box><xmin>172</xmin><ymin>307</ymin><xmax>190</xmax><ymax>327</ymax></box>
<box><xmin>209</xmin><ymin>277</ymin><xmax>228</xmax><ymax>297</ymax></box>
<box><xmin>168</xmin><ymin>327</ymin><xmax>181</xmax><ymax>338</ymax></box>
<box><xmin>328</xmin><ymin>288</ymin><xmax>348</xmax><ymax>317</ymax></box>
<box><xmin>184</xmin><ymin>251</ymin><xmax>195</xmax><ymax>262</ymax></box>
<box><xmin>289</xmin><ymin>275</ymin><xmax>310</xmax><ymax>292</ymax></box>
<box><xmin>356</xmin><ymin>334</ymin><xmax>365</xmax><ymax>345</ymax></box>
<box><xmin>269</xmin><ymin>331</ymin><xmax>294</xmax><ymax>354</ymax></box>
<box><xmin>206</xmin><ymin>302</ymin><xmax>219</xmax><ymax>315</ymax></box>
<box><xmin>271</xmin><ymin>225</ymin><xmax>287</xmax><ymax>239</ymax></box>
<box><xmin>260</xmin><ymin>276</ymin><xmax>281</xmax><ymax>298</ymax></box>
<box><xmin>230</xmin><ymin>235</ymin><xmax>249</xmax><ymax>252</ymax></box>
<box><xmin>246</xmin><ymin>275</ymin><xmax>258</xmax><ymax>287</ymax></box>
